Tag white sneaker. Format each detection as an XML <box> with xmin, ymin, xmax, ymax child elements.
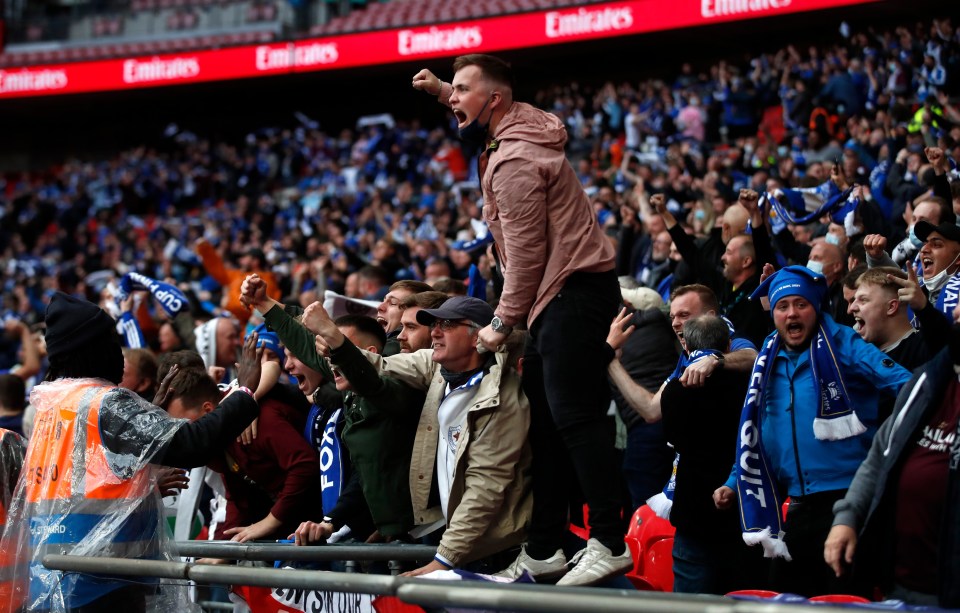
<box><xmin>494</xmin><ymin>545</ymin><xmax>568</xmax><ymax>581</ymax></box>
<box><xmin>556</xmin><ymin>538</ymin><xmax>632</xmax><ymax>586</ymax></box>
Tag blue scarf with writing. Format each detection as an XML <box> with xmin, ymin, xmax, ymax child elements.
<box><xmin>736</xmin><ymin>315</ymin><xmax>862</xmax><ymax>558</ymax></box>
<box><xmin>319</xmin><ymin>408</ymin><xmax>343</xmax><ymax>515</ymax></box>
<box><xmin>935</xmin><ymin>273</ymin><xmax>960</xmax><ymax>317</ymax></box>
<box><xmin>304</xmin><ymin>405</ymin><xmax>345</xmax><ymax>515</ymax></box>
<box><xmin>117</xmin><ymin>272</ymin><xmax>189</xmax><ymax>317</ymax></box>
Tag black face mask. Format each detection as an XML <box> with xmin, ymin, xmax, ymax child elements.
<box><xmin>458</xmin><ymin>95</ymin><xmax>494</xmax><ymax>147</ymax></box>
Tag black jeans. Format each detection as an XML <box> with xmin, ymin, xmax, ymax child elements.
<box><xmin>522</xmin><ymin>270</ymin><xmax>625</xmax><ymax>555</ymax></box>
<box><xmin>771</xmin><ymin>490</ymin><xmax>855</xmax><ymax>597</ymax></box>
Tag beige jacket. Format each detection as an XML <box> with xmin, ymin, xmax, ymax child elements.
<box><xmin>369</xmin><ymin>347</ymin><xmax>532</xmax><ymax>567</ymax></box>
<box><xmin>439</xmin><ymin>84</ymin><xmax>615</xmax><ymax>328</ymax></box>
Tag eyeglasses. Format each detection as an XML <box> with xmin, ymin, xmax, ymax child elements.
<box><xmin>429</xmin><ymin>319</ymin><xmax>472</xmax><ymax>332</ymax></box>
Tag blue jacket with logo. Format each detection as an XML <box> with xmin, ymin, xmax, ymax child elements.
<box><xmin>760</xmin><ymin>319</ymin><xmax>911</xmax><ymax>497</ymax></box>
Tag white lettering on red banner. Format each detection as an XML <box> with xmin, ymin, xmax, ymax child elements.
<box><xmin>256</xmin><ymin>43</ymin><xmax>339</xmax><ymax>71</ymax></box>
<box><xmin>0</xmin><ymin>0</ymin><xmax>876</xmax><ymax>99</ymax></box>
<box><xmin>296</xmin><ymin>43</ymin><xmax>339</xmax><ymax>67</ymax></box>
<box><xmin>0</xmin><ymin>69</ymin><xmax>68</xmax><ymax>93</ymax></box>
<box><xmin>701</xmin><ymin>0</ymin><xmax>792</xmax><ymax>19</ymax></box>
<box><xmin>122</xmin><ymin>56</ymin><xmax>200</xmax><ymax>83</ymax></box>
<box><xmin>545</xmin><ymin>7</ymin><xmax>634</xmax><ymax>39</ymax></box>
<box><xmin>397</xmin><ymin>26</ymin><xmax>482</xmax><ymax>56</ymax></box>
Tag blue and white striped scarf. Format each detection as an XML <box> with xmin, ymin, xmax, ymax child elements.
<box><xmin>736</xmin><ymin>315</ymin><xmax>862</xmax><ymax>559</ymax></box>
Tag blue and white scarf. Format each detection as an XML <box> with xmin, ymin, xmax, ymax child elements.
<box><xmin>934</xmin><ymin>272</ymin><xmax>960</xmax><ymax>317</ymax></box>
<box><xmin>645</xmin><ymin>454</ymin><xmax>678</xmax><ymax>520</ymax></box>
<box><xmin>117</xmin><ymin>312</ymin><xmax>146</xmax><ymax>348</ymax></box>
<box><xmin>666</xmin><ymin>348</ymin><xmax>723</xmax><ymax>382</ymax></box>
<box><xmin>736</xmin><ymin>315</ymin><xmax>862</xmax><ymax>559</ymax></box>
<box><xmin>117</xmin><ymin>272</ymin><xmax>189</xmax><ymax>317</ymax></box>
<box><xmin>761</xmin><ymin>181</ymin><xmax>858</xmax><ymax>226</ymax></box>
<box><xmin>317</xmin><ymin>408</ymin><xmax>344</xmax><ymax>515</ymax></box>
<box><xmin>303</xmin><ymin>403</ymin><xmax>345</xmax><ymax>515</ymax></box>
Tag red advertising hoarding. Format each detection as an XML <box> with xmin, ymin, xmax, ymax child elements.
<box><xmin>0</xmin><ymin>0</ymin><xmax>877</xmax><ymax>99</ymax></box>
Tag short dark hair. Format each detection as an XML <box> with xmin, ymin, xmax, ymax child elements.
<box><xmin>168</xmin><ymin>368</ymin><xmax>221</xmax><ymax>411</ymax></box>
<box><xmin>842</xmin><ymin>264</ymin><xmax>869</xmax><ymax>291</ymax></box>
<box><xmin>390</xmin><ymin>280</ymin><xmax>433</xmax><ymax>295</ymax></box>
<box><xmin>358</xmin><ymin>265</ymin><xmax>390</xmax><ymax>286</ymax></box>
<box><xmin>335</xmin><ymin>315</ymin><xmax>386</xmax><ymax>352</ymax></box>
<box><xmin>672</xmin><ymin>284</ymin><xmax>720</xmax><ymax>313</ymax></box>
<box><xmin>0</xmin><ymin>375</ymin><xmax>25</xmax><ymax>412</ymax></box>
<box><xmin>848</xmin><ymin>238</ymin><xmax>866</xmax><ymax>266</ymax></box>
<box><xmin>430</xmin><ymin>277</ymin><xmax>467</xmax><ymax>296</ymax></box>
<box><xmin>158</xmin><ymin>350</ymin><xmax>206</xmax><ymax>382</ymax></box>
<box><xmin>452</xmin><ymin>54</ymin><xmax>514</xmax><ymax>92</ymax></box>
<box><xmin>400</xmin><ymin>291</ymin><xmax>449</xmax><ymax>310</ymax></box>
<box><xmin>682</xmin><ymin>316</ymin><xmax>730</xmax><ymax>353</ymax></box>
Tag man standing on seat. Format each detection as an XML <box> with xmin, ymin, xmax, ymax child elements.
<box><xmin>413</xmin><ymin>54</ymin><xmax>627</xmax><ymax>585</ymax></box>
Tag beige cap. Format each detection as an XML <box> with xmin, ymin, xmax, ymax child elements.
<box><xmin>620</xmin><ymin>286</ymin><xmax>663</xmax><ymax>311</ymax></box>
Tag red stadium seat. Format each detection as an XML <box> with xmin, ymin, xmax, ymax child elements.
<box><xmin>726</xmin><ymin>590</ymin><xmax>781</xmax><ymax>599</ymax></box>
<box><xmin>809</xmin><ymin>595</ymin><xmax>872</xmax><ymax>604</ymax></box>
<box><xmin>643</xmin><ymin>538</ymin><xmax>675</xmax><ymax>592</ymax></box>
<box><xmin>624</xmin><ymin>505</ymin><xmax>676</xmax><ymax>591</ymax></box>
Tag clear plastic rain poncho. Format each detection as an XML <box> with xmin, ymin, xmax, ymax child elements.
<box><xmin>0</xmin><ymin>428</ymin><xmax>26</xmax><ymax>508</ymax></box>
<box><xmin>0</xmin><ymin>378</ymin><xmax>195</xmax><ymax>613</ymax></box>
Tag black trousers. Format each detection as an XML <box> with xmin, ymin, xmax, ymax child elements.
<box><xmin>522</xmin><ymin>270</ymin><xmax>626</xmax><ymax>555</ymax></box>
<box><xmin>771</xmin><ymin>490</ymin><xmax>855</xmax><ymax>597</ymax></box>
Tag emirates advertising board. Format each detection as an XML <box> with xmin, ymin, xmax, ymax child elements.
<box><xmin>0</xmin><ymin>0</ymin><xmax>876</xmax><ymax>99</ymax></box>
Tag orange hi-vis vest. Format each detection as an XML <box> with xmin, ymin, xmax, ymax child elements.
<box><xmin>21</xmin><ymin>380</ymin><xmax>159</xmax><ymax>609</ymax></box>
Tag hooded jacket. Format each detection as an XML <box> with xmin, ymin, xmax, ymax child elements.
<box><xmin>439</xmin><ymin>85</ymin><xmax>615</xmax><ymax>328</ymax></box>
<box><xmin>832</xmin><ymin>347</ymin><xmax>960</xmax><ymax>606</ymax></box>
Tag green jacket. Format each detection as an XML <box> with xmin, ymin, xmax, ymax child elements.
<box><xmin>263</xmin><ymin>305</ymin><xmax>423</xmax><ymax>536</ymax></box>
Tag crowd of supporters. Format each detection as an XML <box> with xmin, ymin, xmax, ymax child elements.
<box><xmin>0</xmin><ymin>13</ymin><xmax>959</xmax><ymax>608</ymax></box>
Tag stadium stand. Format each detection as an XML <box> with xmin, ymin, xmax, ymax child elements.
<box><xmin>0</xmin><ymin>5</ymin><xmax>958</xmax><ymax>608</ymax></box>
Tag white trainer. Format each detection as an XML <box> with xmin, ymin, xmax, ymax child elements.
<box><xmin>494</xmin><ymin>545</ymin><xmax>568</xmax><ymax>581</ymax></box>
<box><xmin>555</xmin><ymin>538</ymin><xmax>632</xmax><ymax>586</ymax></box>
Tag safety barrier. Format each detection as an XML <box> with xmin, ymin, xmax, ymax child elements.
<box><xmin>173</xmin><ymin>540</ymin><xmax>437</xmax><ymax>563</ymax></box>
<box><xmin>43</xmin><ymin>554</ymin><xmax>860</xmax><ymax>613</ymax></box>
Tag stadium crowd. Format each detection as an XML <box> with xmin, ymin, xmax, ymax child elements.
<box><xmin>1</xmin><ymin>13</ymin><xmax>960</xmax><ymax>612</ymax></box>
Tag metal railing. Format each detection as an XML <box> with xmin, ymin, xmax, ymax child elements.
<box><xmin>43</xmin><ymin>554</ymin><xmax>860</xmax><ymax>613</ymax></box>
<box><xmin>173</xmin><ymin>540</ymin><xmax>437</xmax><ymax>563</ymax></box>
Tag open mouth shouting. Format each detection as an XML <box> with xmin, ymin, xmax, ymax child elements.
<box><xmin>784</xmin><ymin>321</ymin><xmax>807</xmax><ymax>344</ymax></box>
<box><xmin>452</xmin><ymin>108</ymin><xmax>468</xmax><ymax>128</ymax></box>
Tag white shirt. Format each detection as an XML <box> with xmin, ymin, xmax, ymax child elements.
<box><xmin>436</xmin><ymin>371</ymin><xmax>484</xmax><ymax>520</ymax></box>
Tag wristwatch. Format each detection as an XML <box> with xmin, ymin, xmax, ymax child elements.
<box><xmin>490</xmin><ymin>316</ymin><xmax>512</xmax><ymax>334</ymax></box>
<box><xmin>712</xmin><ymin>353</ymin><xmax>725</xmax><ymax>368</ymax></box>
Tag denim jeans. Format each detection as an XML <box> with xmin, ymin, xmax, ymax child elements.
<box><xmin>672</xmin><ymin>530</ymin><xmax>769</xmax><ymax>595</ymax></box>
<box><xmin>622</xmin><ymin>422</ymin><xmax>674</xmax><ymax>510</ymax></box>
